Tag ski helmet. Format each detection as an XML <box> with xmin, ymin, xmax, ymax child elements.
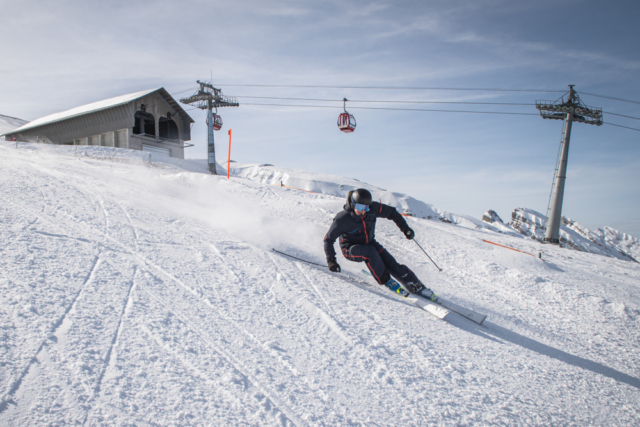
<box><xmin>351</xmin><ymin>188</ymin><xmax>372</xmax><ymax>205</ymax></box>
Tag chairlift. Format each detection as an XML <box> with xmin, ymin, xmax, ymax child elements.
<box><xmin>207</xmin><ymin>110</ymin><xmax>223</xmax><ymax>131</ymax></box>
<box><xmin>213</xmin><ymin>114</ymin><xmax>223</xmax><ymax>131</ymax></box>
<box><xmin>337</xmin><ymin>98</ymin><xmax>356</xmax><ymax>133</ymax></box>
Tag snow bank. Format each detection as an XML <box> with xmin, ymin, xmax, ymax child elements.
<box><xmin>221</xmin><ymin>161</ymin><xmax>500</xmax><ymax>228</ymax></box>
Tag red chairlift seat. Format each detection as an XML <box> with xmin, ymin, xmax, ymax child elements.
<box><xmin>337</xmin><ymin>98</ymin><xmax>356</xmax><ymax>133</ymax></box>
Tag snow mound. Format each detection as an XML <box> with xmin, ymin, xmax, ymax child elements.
<box><xmin>223</xmin><ymin>161</ymin><xmax>501</xmax><ymax>229</ymax></box>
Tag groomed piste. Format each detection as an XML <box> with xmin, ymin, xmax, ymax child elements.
<box><xmin>1</xmin><ymin>142</ymin><xmax>639</xmax><ymax>425</ymax></box>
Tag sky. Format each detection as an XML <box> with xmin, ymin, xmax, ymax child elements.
<box><xmin>1</xmin><ymin>0</ymin><xmax>639</xmax><ymax>237</ymax></box>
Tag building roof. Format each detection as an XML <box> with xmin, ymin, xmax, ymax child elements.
<box><xmin>0</xmin><ymin>114</ymin><xmax>28</xmax><ymax>135</ymax></box>
<box><xmin>7</xmin><ymin>88</ymin><xmax>194</xmax><ymax>134</ymax></box>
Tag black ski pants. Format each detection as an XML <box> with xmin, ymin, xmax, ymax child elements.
<box><xmin>342</xmin><ymin>240</ymin><xmax>420</xmax><ymax>286</ymax></box>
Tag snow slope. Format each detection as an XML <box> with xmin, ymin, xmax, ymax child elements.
<box><xmin>1</xmin><ymin>143</ymin><xmax>639</xmax><ymax>426</ymax></box>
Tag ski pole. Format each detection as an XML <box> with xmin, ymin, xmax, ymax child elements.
<box><xmin>271</xmin><ymin>248</ymin><xmax>328</xmax><ymax>268</ymax></box>
<box><xmin>413</xmin><ymin>240</ymin><xmax>443</xmax><ymax>272</ymax></box>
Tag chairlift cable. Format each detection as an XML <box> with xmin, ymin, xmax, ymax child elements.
<box><xmin>603</xmin><ymin>111</ymin><xmax>640</xmax><ymax>121</ymax></box>
<box><xmin>215</xmin><ymin>84</ymin><xmax>565</xmax><ymax>93</ymax></box>
<box><xmin>603</xmin><ymin>122</ymin><xmax>640</xmax><ymax>132</ymax></box>
<box><xmin>582</xmin><ymin>92</ymin><xmax>640</xmax><ymax>106</ymax></box>
<box><xmin>183</xmin><ymin>103</ymin><xmax>640</xmax><ymax>130</ymax></box>
<box><xmin>241</xmin><ymin>102</ymin><xmax>539</xmax><ymax>116</ymax></box>
<box><xmin>232</xmin><ymin>95</ymin><xmax>533</xmax><ymax>106</ymax></box>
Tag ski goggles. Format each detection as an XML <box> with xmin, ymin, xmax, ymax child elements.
<box><xmin>353</xmin><ymin>201</ymin><xmax>370</xmax><ymax>212</ymax></box>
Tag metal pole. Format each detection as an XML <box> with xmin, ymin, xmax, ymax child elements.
<box><xmin>207</xmin><ymin>98</ymin><xmax>217</xmax><ymax>175</ymax></box>
<box><xmin>227</xmin><ymin>129</ymin><xmax>232</xmax><ymax>179</ymax></box>
<box><xmin>413</xmin><ymin>240</ymin><xmax>443</xmax><ymax>272</ymax></box>
<box><xmin>271</xmin><ymin>248</ymin><xmax>328</xmax><ymax>267</ymax></box>
<box><xmin>544</xmin><ymin>87</ymin><xmax>575</xmax><ymax>243</ymax></box>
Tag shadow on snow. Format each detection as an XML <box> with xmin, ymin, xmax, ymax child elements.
<box><xmin>446</xmin><ymin>314</ymin><xmax>640</xmax><ymax>391</ymax></box>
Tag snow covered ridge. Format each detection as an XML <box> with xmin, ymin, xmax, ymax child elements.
<box><xmin>226</xmin><ymin>161</ymin><xmax>495</xmax><ymax>228</ymax></box>
<box><xmin>483</xmin><ymin>207</ymin><xmax>640</xmax><ymax>263</ymax></box>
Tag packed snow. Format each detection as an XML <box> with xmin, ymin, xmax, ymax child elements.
<box><xmin>1</xmin><ymin>142</ymin><xmax>639</xmax><ymax>426</ymax></box>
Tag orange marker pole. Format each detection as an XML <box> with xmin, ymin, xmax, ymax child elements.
<box><xmin>227</xmin><ymin>129</ymin><xmax>232</xmax><ymax>179</ymax></box>
<box><xmin>482</xmin><ymin>239</ymin><xmax>536</xmax><ymax>257</ymax></box>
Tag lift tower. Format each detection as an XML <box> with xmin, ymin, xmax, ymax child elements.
<box><xmin>536</xmin><ymin>85</ymin><xmax>603</xmax><ymax>244</ymax></box>
<box><xmin>180</xmin><ymin>81</ymin><xmax>239</xmax><ymax>174</ymax></box>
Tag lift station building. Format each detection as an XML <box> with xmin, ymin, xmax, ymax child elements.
<box><xmin>2</xmin><ymin>88</ymin><xmax>195</xmax><ymax>159</ymax></box>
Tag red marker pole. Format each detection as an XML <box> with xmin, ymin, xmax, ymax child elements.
<box><xmin>227</xmin><ymin>129</ymin><xmax>232</xmax><ymax>179</ymax></box>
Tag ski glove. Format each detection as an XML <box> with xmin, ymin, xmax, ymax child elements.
<box><xmin>327</xmin><ymin>258</ymin><xmax>341</xmax><ymax>273</ymax></box>
<box><xmin>403</xmin><ymin>227</ymin><xmax>415</xmax><ymax>240</ymax></box>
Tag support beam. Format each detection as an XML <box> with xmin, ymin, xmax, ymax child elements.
<box><xmin>207</xmin><ymin>98</ymin><xmax>217</xmax><ymax>174</ymax></box>
<box><xmin>544</xmin><ymin>114</ymin><xmax>573</xmax><ymax>243</ymax></box>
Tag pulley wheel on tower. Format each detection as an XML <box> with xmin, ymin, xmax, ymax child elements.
<box><xmin>337</xmin><ymin>98</ymin><xmax>356</xmax><ymax>133</ymax></box>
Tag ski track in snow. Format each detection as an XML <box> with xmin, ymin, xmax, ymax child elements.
<box><xmin>0</xmin><ymin>144</ymin><xmax>639</xmax><ymax>425</ymax></box>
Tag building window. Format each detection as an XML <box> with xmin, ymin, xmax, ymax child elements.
<box><xmin>159</xmin><ymin>113</ymin><xmax>179</xmax><ymax>140</ymax></box>
<box><xmin>133</xmin><ymin>105</ymin><xmax>155</xmax><ymax>136</ymax></box>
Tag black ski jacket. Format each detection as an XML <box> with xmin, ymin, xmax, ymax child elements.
<box><xmin>323</xmin><ymin>201</ymin><xmax>409</xmax><ymax>261</ymax></box>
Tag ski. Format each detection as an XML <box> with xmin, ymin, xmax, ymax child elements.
<box><xmin>270</xmin><ymin>249</ymin><xmax>449</xmax><ymax>320</ymax></box>
<box><xmin>364</xmin><ymin>270</ymin><xmax>487</xmax><ymax>325</ymax></box>
<box><xmin>431</xmin><ymin>297</ymin><xmax>486</xmax><ymax>325</ymax></box>
<box><xmin>364</xmin><ymin>270</ymin><xmax>450</xmax><ymax>320</ymax></box>
<box><xmin>414</xmin><ymin>288</ymin><xmax>486</xmax><ymax>324</ymax></box>
<box><xmin>407</xmin><ymin>294</ymin><xmax>450</xmax><ymax>319</ymax></box>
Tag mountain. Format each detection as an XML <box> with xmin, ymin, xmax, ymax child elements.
<box><xmin>480</xmin><ymin>207</ymin><xmax>639</xmax><ymax>263</ymax></box>
<box><xmin>1</xmin><ymin>143</ymin><xmax>638</xmax><ymax>425</ymax></box>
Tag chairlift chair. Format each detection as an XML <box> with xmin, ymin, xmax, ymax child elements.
<box><xmin>213</xmin><ymin>113</ymin><xmax>223</xmax><ymax>131</ymax></box>
<box><xmin>207</xmin><ymin>112</ymin><xmax>223</xmax><ymax>131</ymax></box>
<box><xmin>337</xmin><ymin>98</ymin><xmax>356</xmax><ymax>133</ymax></box>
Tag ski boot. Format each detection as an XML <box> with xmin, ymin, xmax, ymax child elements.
<box><xmin>406</xmin><ymin>281</ymin><xmax>437</xmax><ymax>301</ymax></box>
<box><xmin>385</xmin><ymin>278</ymin><xmax>410</xmax><ymax>297</ymax></box>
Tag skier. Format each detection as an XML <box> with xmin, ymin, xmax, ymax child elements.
<box><xmin>323</xmin><ymin>188</ymin><xmax>436</xmax><ymax>300</ymax></box>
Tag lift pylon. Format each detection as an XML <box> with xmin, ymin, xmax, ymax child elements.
<box><xmin>180</xmin><ymin>81</ymin><xmax>239</xmax><ymax>174</ymax></box>
<box><xmin>536</xmin><ymin>85</ymin><xmax>603</xmax><ymax>244</ymax></box>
